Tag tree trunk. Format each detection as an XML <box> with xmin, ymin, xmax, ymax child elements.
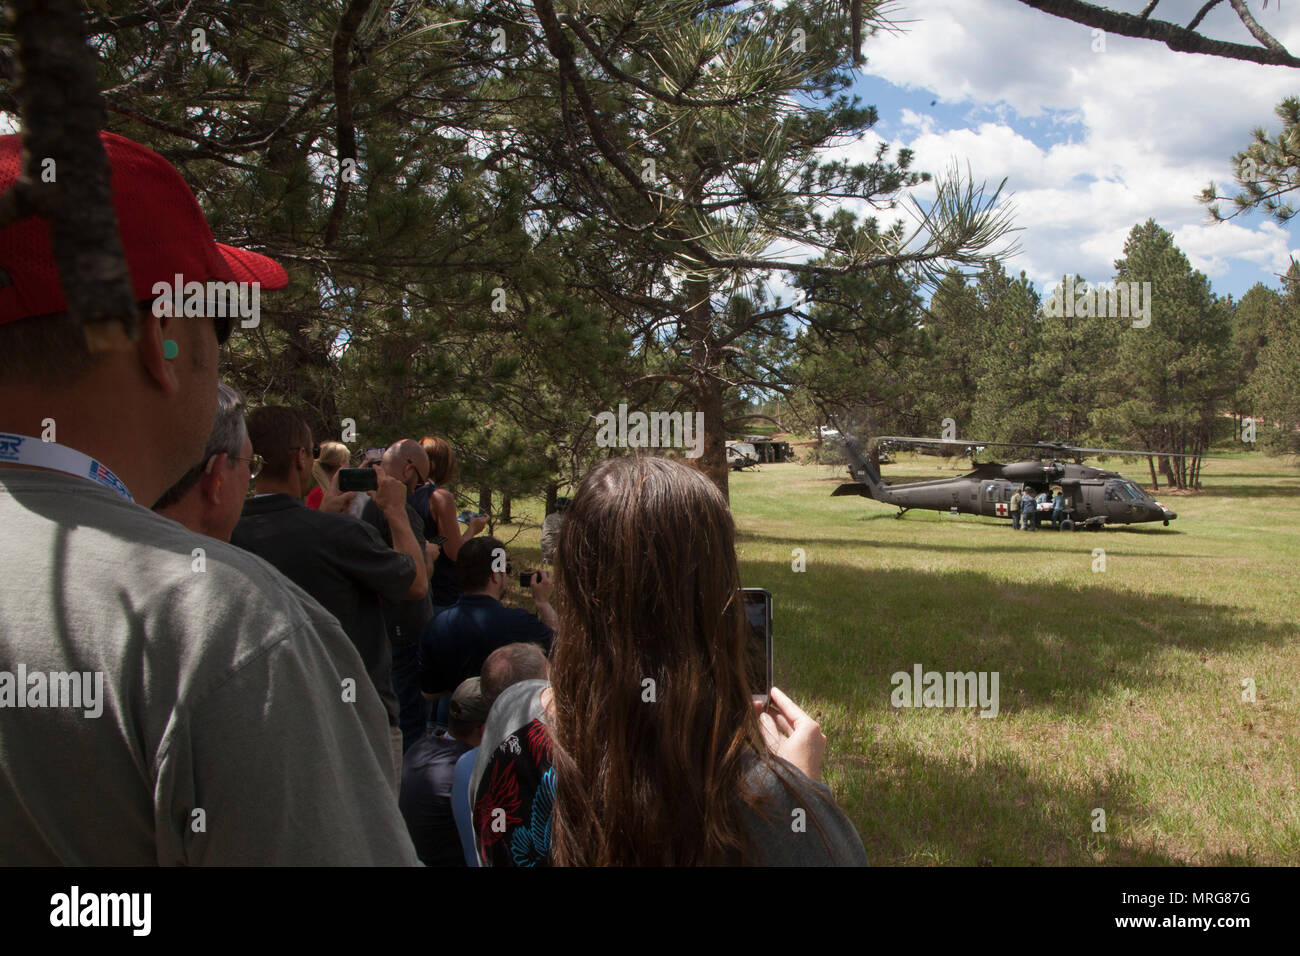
<box><xmin>501</xmin><ymin>493</ymin><xmax>511</xmax><ymax>523</ymax></box>
<box><xmin>1147</xmin><ymin>456</ymin><xmax>1159</xmax><ymax>490</ymax></box>
<box><xmin>696</xmin><ymin>373</ymin><xmax>730</xmax><ymax>500</ymax></box>
<box><xmin>545</xmin><ymin>482</ymin><xmax>558</xmax><ymax>515</ymax></box>
<box><xmin>4</xmin><ymin>0</ymin><xmax>137</xmax><ymax>347</ymax></box>
<box><xmin>1159</xmin><ymin>455</ymin><xmax>1176</xmax><ymax>488</ymax></box>
<box><xmin>681</xmin><ymin>176</ymin><xmax>730</xmax><ymax>500</ymax></box>
<box><xmin>478</xmin><ymin>487</ymin><xmax>492</xmax><ymax>516</ymax></box>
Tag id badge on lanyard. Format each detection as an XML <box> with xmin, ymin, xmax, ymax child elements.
<box><xmin>0</xmin><ymin>433</ymin><xmax>134</xmax><ymax>502</ymax></box>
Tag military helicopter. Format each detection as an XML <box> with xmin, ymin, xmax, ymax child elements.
<box><xmin>829</xmin><ymin>433</ymin><xmax>1187</xmax><ymax>530</ymax></box>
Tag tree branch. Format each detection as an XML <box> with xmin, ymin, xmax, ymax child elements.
<box><xmin>1187</xmin><ymin>1</ymin><xmax>1222</xmax><ymax>33</ymax></box>
<box><xmin>1017</xmin><ymin>0</ymin><xmax>1300</xmax><ymax>67</ymax></box>
<box><xmin>562</xmin><ymin>14</ymin><xmax>767</xmax><ymax>109</ymax></box>
<box><xmin>1228</xmin><ymin>0</ymin><xmax>1285</xmax><ymax>54</ymax></box>
<box><xmin>101</xmin><ymin>0</ymin><xmax>202</xmax><ymax>99</ymax></box>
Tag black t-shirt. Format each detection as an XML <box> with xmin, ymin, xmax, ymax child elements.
<box><xmin>419</xmin><ymin>594</ymin><xmax>553</xmax><ymax>696</ymax></box>
<box><xmin>409</xmin><ymin>482</ymin><xmax>460</xmax><ymax>608</ymax></box>
<box><xmin>361</xmin><ymin>497</ymin><xmax>435</xmax><ymax>645</ymax></box>
<box><xmin>231</xmin><ymin>494</ymin><xmax>415</xmax><ymax>725</ymax></box>
<box><xmin>399</xmin><ymin>732</ymin><xmax>471</xmax><ymax>866</ymax></box>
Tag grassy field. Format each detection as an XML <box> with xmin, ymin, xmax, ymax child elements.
<box><xmin>495</xmin><ymin>450</ymin><xmax>1300</xmax><ymax>865</ymax></box>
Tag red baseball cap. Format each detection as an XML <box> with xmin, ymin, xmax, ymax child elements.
<box><xmin>0</xmin><ymin>130</ymin><xmax>288</xmax><ymax>325</ymax></box>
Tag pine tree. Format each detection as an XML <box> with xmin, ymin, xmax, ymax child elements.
<box><xmin>1092</xmin><ymin>220</ymin><xmax>1236</xmax><ymax>489</ymax></box>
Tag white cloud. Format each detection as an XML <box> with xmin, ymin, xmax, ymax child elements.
<box><xmin>834</xmin><ymin>0</ymin><xmax>1300</xmax><ymax>296</ymax></box>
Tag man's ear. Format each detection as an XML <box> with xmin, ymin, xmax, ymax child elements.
<box><xmin>138</xmin><ymin>308</ymin><xmax>182</xmax><ymax>396</ymax></box>
<box><xmin>198</xmin><ymin>453</ymin><xmax>226</xmax><ymax>505</ymax></box>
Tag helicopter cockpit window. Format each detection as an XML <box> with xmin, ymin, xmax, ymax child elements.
<box><xmin>1121</xmin><ymin>481</ymin><xmax>1145</xmax><ymax>500</ymax></box>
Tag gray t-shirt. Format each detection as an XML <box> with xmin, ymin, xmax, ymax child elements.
<box><xmin>0</xmin><ymin>470</ymin><xmax>420</xmax><ymax>865</ymax></box>
<box><xmin>469</xmin><ymin>679</ymin><xmax>868</xmax><ymax>866</ymax></box>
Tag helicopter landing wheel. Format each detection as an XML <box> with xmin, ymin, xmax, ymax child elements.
<box><xmin>1061</xmin><ymin>518</ymin><xmax>1075</xmax><ymax>532</ymax></box>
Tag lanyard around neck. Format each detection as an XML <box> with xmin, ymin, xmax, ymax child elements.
<box><xmin>0</xmin><ymin>433</ymin><xmax>134</xmax><ymax>502</ymax></box>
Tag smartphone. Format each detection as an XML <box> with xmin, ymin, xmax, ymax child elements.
<box><xmin>429</xmin><ymin>534</ymin><xmax>448</xmax><ymax>546</ymax></box>
<box><xmin>337</xmin><ymin>467</ymin><xmax>378</xmax><ymax>493</ymax></box>
<box><xmin>458</xmin><ymin>509</ymin><xmax>483</xmax><ymax>523</ymax></box>
<box><xmin>519</xmin><ymin>570</ymin><xmax>538</xmax><ymax>588</ymax></box>
<box><xmin>741</xmin><ymin>587</ymin><xmax>773</xmax><ymax>708</ymax></box>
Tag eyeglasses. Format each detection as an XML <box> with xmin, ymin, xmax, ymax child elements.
<box><xmin>139</xmin><ymin>298</ymin><xmax>233</xmax><ymax>346</ymax></box>
<box><xmin>406</xmin><ymin>459</ymin><xmax>428</xmax><ymax>484</ymax></box>
<box><xmin>230</xmin><ymin>454</ymin><xmax>264</xmax><ymax>478</ymax></box>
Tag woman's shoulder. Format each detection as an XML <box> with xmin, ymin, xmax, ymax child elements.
<box><xmin>739</xmin><ymin>753</ymin><xmax>869</xmax><ymax>866</ymax></box>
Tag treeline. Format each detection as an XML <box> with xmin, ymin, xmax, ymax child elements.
<box><xmin>789</xmin><ymin>220</ymin><xmax>1300</xmax><ymax>490</ymax></box>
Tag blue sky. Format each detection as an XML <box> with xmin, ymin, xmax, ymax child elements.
<box><xmin>819</xmin><ymin>0</ymin><xmax>1300</xmax><ymax>303</ymax></box>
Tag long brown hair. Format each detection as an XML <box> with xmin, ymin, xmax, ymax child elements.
<box><xmin>549</xmin><ymin>454</ymin><xmax>767</xmax><ymax>865</ymax></box>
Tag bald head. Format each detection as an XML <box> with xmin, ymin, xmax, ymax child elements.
<box><xmin>382</xmin><ymin>438</ymin><xmax>429</xmax><ymax>494</ymax></box>
<box><xmin>481</xmin><ymin>642</ymin><xmax>550</xmax><ymax>707</ymax></box>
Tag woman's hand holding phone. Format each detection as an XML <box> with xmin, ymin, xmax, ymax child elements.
<box><xmin>319</xmin><ymin>467</ymin><xmax>357</xmax><ymax>514</ymax></box>
<box><xmin>757</xmin><ymin>686</ymin><xmax>826</xmax><ymax>783</ymax></box>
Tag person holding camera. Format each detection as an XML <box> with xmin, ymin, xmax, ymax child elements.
<box><xmin>469</xmin><ymin>455</ymin><xmax>867</xmax><ymax>866</ymax></box>
<box><xmin>419</xmin><ymin>537</ymin><xmax>555</xmax><ymax>708</ymax></box>
<box><xmin>357</xmin><ymin>439</ymin><xmax>443</xmax><ymax>751</ymax></box>
<box><xmin>233</xmin><ymin>407</ymin><xmax>428</xmax><ymax>789</ymax></box>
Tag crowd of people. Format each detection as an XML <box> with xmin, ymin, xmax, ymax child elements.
<box><xmin>1009</xmin><ymin>486</ymin><xmax>1067</xmax><ymax>531</ymax></box>
<box><xmin>0</xmin><ymin>131</ymin><xmax>866</xmax><ymax>866</ymax></box>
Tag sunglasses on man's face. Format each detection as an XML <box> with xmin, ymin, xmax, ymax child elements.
<box><xmin>140</xmin><ymin>299</ymin><xmax>234</xmax><ymax>346</ymax></box>
<box><xmin>406</xmin><ymin>459</ymin><xmax>428</xmax><ymax>485</ymax></box>
<box><xmin>214</xmin><ymin>314</ymin><xmax>233</xmax><ymax>346</ymax></box>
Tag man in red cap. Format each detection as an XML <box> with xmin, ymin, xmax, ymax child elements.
<box><xmin>0</xmin><ymin>131</ymin><xmax>419</xmax><ymax>864</ymax></box>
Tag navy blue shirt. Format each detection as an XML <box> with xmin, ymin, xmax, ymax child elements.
<box><xmin>419</xmin><ymin>594</ymin><xmax>552</xmax><ymax>696</ymax></box>
<box><xmin>399</xmin><ymin>733</ymin><xmax>471</xmax><ymax>866</ymax></box>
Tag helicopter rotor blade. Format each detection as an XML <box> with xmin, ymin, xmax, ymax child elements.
<box><xmin>873</xmin><ymin>436</ymin><xmax>1026</xmax><ymax>449</ymax></box>
<box><xmin>1048</xmin><ymin>445</ymin><xmax>1221</xmax><ymax>460</ymax></box>
<box><xmin>873</xmin><ymin>436</ymin><xmax>1222</xmax><ymax>460</ymax></box>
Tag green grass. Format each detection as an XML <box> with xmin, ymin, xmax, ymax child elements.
<box><xmin>494</xmin><ymin>451</ymin><xmax>1300</xmax><ymax>865</ymax></box>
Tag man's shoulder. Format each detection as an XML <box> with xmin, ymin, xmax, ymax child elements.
<box><xmin>2</xmin><ymin>474</ymin><xmax>335</xmax><ymax>639</ymax></box>
<box><xmin>242</xmin><ymin>497</ymin><xmax>384</xmax><ymax>548</ymax></box>
<box><xmin>0</xmin><ymin>475</ymin><xmax>372</xmax><ymax>751</ymax></box>
<box><xmin>485</xmin><ymin>598</ymin><xmax>543</xmax><ymax>628</ymax></box>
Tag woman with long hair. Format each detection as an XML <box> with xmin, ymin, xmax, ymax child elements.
<box><xmin>471</xmin><ymin>454</ymin><xmax>866</xmax><ymax>866</ymax></box>
<box><xmin>306</xmin><ymin>441</ymin><xmax>349</xmax><ymax>510</ymax></box>
<box><xmin>410</xmin><ymin>435</ymin><xmax>487</xmax><ymax>613</ymax></box>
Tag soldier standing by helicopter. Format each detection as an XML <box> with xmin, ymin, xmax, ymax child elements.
<box><xmin>1021</xmin><ymin>489</ymin><xmax>1038</xmax><ymax>531</ymax></box>
<box><xmin>1010</xmin><ymin>487</ymin><xmax>1023</xmax><ymax>530</ymax></box>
